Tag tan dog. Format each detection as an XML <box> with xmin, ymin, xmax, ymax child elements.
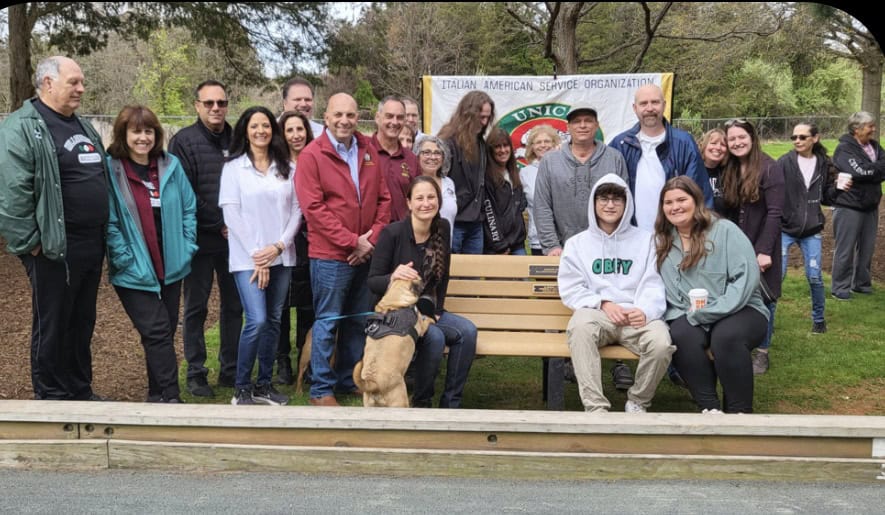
<box><xmin>352</xmin><ymin>278</ymin><xmax>435</xmax><ymax>407</ymax></box>
<box><xmin>294</xmin><ymin>329</ymin><xmax>335</xmax><ymax>396</ymax></box>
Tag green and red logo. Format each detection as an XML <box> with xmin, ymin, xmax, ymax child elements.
<box><xmin>497</xmin><ymin>103</ymin><xmax>604</xmax><ymax>167</ymax></box>
<box><xmin>498</xmin><ymin>103</ymin><xmax>569</xmax><ymax>168</ymax></box>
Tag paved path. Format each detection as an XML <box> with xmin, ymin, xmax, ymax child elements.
<box><xmin>1</xmin><ymin>470</ymin><xmax>882</xmax><ymax>513</ymax></box>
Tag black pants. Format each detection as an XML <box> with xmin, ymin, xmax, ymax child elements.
<box><xmin>115</xmin><ymin>282</ymin><xmax>182</xmax><ymax>400</ymax></box>
<box><xmin>20</xmin><ymin>241</ymin><xmax>103</xmax><ymax>400</ymax></box>
<box><xmin>668</xmin><ymin>307</ymin><xmax>767</xmax><ymax>413</ymax></box>
<box><xmin>182</xmin><ymin>250</ymin><xmax>242</xmax><ymax>382</ymax></box>
<box><xmin>277</xmin><ymin>306</ymin><xmax>315</xmax><ymax>366</ymax></box>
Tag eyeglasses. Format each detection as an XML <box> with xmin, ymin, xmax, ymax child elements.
<box><xmin>419</xmin><ymin>150</ymin><xmax>444</xmax><ymax>157</ymax></box>
<box><xmin>789</xmin><ymin>134</ymin><xmax>812</xmax><ymax>141</ymax></box>
<box><xmin>596</xmin><ymin>196</ymin><xmax>625</xmax><ymax>206</ymax></box>
<box><xmin>198</xmin><ymin>100</ymin><xmax>229</xmax><ymax>108</ymax></box>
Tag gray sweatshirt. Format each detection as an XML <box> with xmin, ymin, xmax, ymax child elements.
<box><xmin>533</xmin><ymin>141</ymin><xmax>628</xmax><ymax>253</ymax></box>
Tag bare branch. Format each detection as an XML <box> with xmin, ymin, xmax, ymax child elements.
<box><xmin>578</xmin><ymin>38</ymin><xmax>643</xmax><ymax>66</ymax></box>
<box><xmin>628</xmin><ymin>2</ymin><xmax>672</xmax><ymax>72</ymax></box>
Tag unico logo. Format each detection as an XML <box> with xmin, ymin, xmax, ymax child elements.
<box><xmin>497</xmin><ymin>103</ymin><xmax>604</xmax><ymax>168</ymax></box>
<box><xmin>497</xmin><ymin>103</ymin><xmax>569</xmax><ymax>168</ymax></box>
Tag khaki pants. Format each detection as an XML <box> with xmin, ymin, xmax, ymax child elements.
<box><xmin>567</xmin><ymin>308</ymin><xmax>674</xmax><ymax>412</ymax></box>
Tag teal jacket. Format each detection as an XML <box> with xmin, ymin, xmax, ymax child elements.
<box><xmin>106</xmin><ymin>154</ymin><xmax>198</xmax><ymax>291</ymax></box>
<box><xmin>659</xmin><ymin>218</ymin><xmax>768</xmax><ymax>328</ymax></box>
<box><xmin>0</xmin><ymin>99</ymin><xmax>107</xmax><ymax>260</ymax></box>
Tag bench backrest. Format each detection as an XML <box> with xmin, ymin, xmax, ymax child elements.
<box><xmin>446</xmin><ymin>254</ymin><xmax>639</xmax><ymax>360</ymax></box>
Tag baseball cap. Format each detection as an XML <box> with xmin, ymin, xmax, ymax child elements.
<box><xmin>566</xmin><ymin>104</ymin><xmax>598</xmax><ymax>122</ymax></box>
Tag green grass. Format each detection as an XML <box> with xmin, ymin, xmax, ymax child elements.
<box><xmin>181</xmin><ymin>272</ymin><xmax>884</xmax><ymax>414</ymax></box>
<box><xmin>761</xmin><ymin>139</ymin><xmax>839</xmax><ymax>159</ymax></box>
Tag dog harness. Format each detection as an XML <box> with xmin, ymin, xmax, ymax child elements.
<box><xmin>365</xmin><ymin>307</ymin><xmax>421</xmax><ymax>343</ymax></box>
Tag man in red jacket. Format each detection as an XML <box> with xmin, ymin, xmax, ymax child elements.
<box><xmin>295</xmin><ymin>93</ymin><xmax>392</xmax><ymax>406</ymax></box>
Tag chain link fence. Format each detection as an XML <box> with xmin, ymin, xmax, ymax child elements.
<box><xmin>3</xmin><ymin>113</ymin><xmax>878</xmax><ymax>145</ymax></box>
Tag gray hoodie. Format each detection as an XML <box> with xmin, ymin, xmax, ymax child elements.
<box><xmin>533</xmin><ymin>140</ymin><xmax>628</xmax><ymax>253</ymax></box>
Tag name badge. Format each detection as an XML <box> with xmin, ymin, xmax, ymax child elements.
<box><xmin>78</xmin><ymin>152</ymin><xmax>102</xmax><ymax>164</ymax></box>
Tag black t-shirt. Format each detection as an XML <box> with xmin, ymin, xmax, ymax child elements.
<box><xmin>33</xmin><ymin>99</ymin><xmax>109</xmax><ymax>235</ymax></box>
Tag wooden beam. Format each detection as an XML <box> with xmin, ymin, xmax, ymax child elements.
<box><xmin>107</xmin><ymin>440</ymin><xmax>885</xmax><ymax>483</ymax></box>
<box><xmin>0</xmin><ymin>440</ymin><xmax>107</xmax><ymax>470</ymax></box>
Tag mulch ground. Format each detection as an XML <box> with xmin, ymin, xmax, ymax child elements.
<box><xmin>1</xmin><ymin>203</ymin><xmax>883</xmax><ymax>409</ymax></box>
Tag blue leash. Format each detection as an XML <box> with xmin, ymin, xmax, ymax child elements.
<box><xmin>314</xmin><ymin>311</ymin><xmax>376</xmax><ymax>323</ymax></box>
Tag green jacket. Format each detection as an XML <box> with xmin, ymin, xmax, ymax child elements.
<box><xmin>0</xmin><ymin>99</ymin><xmax>107</xmax><ymax>261</ymax></box>
<box><xmin>106</xmin><ymin>154</ymin><xmax>198</xmax><ymax>292</ymax></box>
<box><xmin>659</xmin><ymin>218</ymin><xmax>769</xmax><ymax>328</ymax></box>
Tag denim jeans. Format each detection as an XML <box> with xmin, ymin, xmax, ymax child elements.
<box><xmin>412</xmin><ymin>311</ymin><xmax>477</xmax><ymax>408</ymax></box>
<box><xmin>452</xmin><ymin>221</ymin><xmax>484</xmax><ymax>254</ymax></box>
<box><xmin>232</xmin><ymin>265</ymin><xmax>292</xmax><ymax>389</ymax></box>
<box><xmin>781</xmin><ymin>232</ymin><xmax>825</xmax><ymax>323</ymax></box>
<box><xmin>309</xmin><ymin>259</ymin><xmax>371</xmax><ymax>398</ymax></box>
<box><xmin>510</xmin><ymin>246</ymin><xmax>527</xmax><ymax>256</ymax></box>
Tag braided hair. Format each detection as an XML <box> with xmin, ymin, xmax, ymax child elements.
<box><xmin>408</xmin><ymin>176</ymin><xmax>447</xmax><ymax>291</ymax></box>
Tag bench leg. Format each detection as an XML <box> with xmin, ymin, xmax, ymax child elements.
<box><xmin>545</xmin><ymin>358</ymin><xmax>565</xmax><ymax>410</ymax></box>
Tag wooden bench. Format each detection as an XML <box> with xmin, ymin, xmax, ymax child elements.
<box><xmin>447</xmin><ymin>254</ymin><xmax>639</xmax><ymax>410</ymax></box>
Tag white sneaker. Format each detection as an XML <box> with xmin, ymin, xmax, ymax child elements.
<box><xmin>624</xmin><ymin>400</ymin><xmax>646</xmax><ymax>413</ymax></box>
<box><xmin>702</xmin><ymin>408</ymin><xmax>724</xmax><ymax>414</ymax></box>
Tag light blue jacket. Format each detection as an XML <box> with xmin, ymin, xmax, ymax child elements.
<box><xmin>106</xmin><ymin>153</ymin><xmax>198</xmax><ymax>291</ymax></box>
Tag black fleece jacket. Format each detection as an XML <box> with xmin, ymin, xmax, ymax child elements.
<box><xmin>831</xmin><ymin>134</ymin><xmax>885</xmax><ymax>212</ymax></box>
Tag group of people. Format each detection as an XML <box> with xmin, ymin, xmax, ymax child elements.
<box><xmin>1</xmin><ymin>56</ymin><xmax>881</xmax><ymax>414</ymax></box>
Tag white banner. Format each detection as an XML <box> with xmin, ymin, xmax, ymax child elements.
<box><xmin>423</xmin><ymin>73</ymin><xmax>673</xmax><ymax>166</ymax></box>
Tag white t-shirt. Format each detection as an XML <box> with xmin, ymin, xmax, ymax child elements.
<box><xmin>797</xmin><ymin>154</ymin><xmax>817</xmax><ymax>190</ymax></box>
<box><xmin>219</xmin><ymin>154</ymin><xmax>302</xmax><ymax>272</ymax></box>
<box><xmin>440</xmin><ymin>176</ymin><xmax>457</xmax><ymax>245</ymax></box>
<box><xmin>634</xmin><ymin>131</ymin><xmax>667</xmax><ymax>231</ymax></box>
<box><xmin>519</xmin><ymin>162</ymin><xmax>540</xmax><ymax>249</ymax></box>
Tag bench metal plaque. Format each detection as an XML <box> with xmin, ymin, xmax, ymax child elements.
<box><xmin>532</xmin><ymin>284</ymin><xmax>559</xmax><ymax>296</ymax></box>
<box><xmin>528</xmin><ymin>264</ymin><xmax>559</xmax><ymax>277</ymax></box>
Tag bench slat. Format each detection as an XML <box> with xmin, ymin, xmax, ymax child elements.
<box><xmin>460</xmin><ymin>313</ymin><xmax>571</xmax><ymax>331</ymax></box>
<box><xmin>450</xmin><ymin>255</ymin><xmax>559</xmax><ymax>278</ymax></box>
<box><xmin>447</xmin><ymin>280</ymin><xmax>559</xmax><ymax>298</ymax></box>
<box><xmin>445</xmin><ymin>297</ymin><xmax>572</xmax><ymax>316</ymax></box>
<box><xmin>475</xmin><ymin>331</ymin><xmax>639</xmax><ymax>360</ymax></box>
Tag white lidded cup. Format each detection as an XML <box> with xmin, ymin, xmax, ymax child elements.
<box><xmin>688</xmin><ymin>288</ymin><xmax>708</xmax><ymax>312</ymax></box>
<box><xmin>837</xmin><ymin>172</ymin><xmax>852</xmax><ymax>190</ymax></box>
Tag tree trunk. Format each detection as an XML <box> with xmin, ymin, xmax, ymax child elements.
<box><xmin>8</xmin><ymin>4</ymin><xmax>35</xmax><ymax>111</ymax></box>
<box><xmin>860</xmin><ymin>57</ymin><xmax>883</xmax><ymax>139</ymax></box>
<box><xmin>551</xmin><ymin>3</ymin><xmax>582</xmax><ymax>75</ymax></box>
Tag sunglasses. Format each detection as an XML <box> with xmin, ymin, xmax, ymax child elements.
<box><xmin>198</xmin><ymin>99</ymin><xmax>229</xmax><ymax>108</ymax></box>
<box><xmin>789</xmin><ymin>134</ymin><xmax>812</xmax><ymax>141</ymax></box>
<box><xmin>724</xmin><ymin>118</ymin><xmax>749</xmax><ymax>128</ymax></box>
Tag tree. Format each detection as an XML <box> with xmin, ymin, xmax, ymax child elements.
<box><xmin>809</xmin><ymin>4</ymin><xmax>884</xmax><ymax>131</ymax></box>
<box><xmin>4</xmin><ymin>2</ymin><xmax>329</xmax><ymax>110</ymax></box>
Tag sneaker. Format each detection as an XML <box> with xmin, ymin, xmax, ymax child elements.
<box><xmin>667</xmin><ymin>365</ymin><xmax>688</xmax><ymax>388</ymax></box>
<box><xmin>752</xmin><ymin>351</ymin><xmax>769</xmax><ymax>375</ymax></box>
<box><xmin>831</xmin><ymin>292</ymin><xmax>850</xmax><ymax>301</ymax></box>
<box><xmin>252</xmin><ymin>383</ymin><xmax>289</xmax><ymax>406</ymax></box>
<box><xmin>230</xmin><ymin>387</ymin><xmax>256</xmax><ymax>405</ymax></box>
<box><xmin>163</xmin><ymin>397</ymin><xmax>184</xmax><ymax>404</ymax></box>
<box><xmin>187</xmin><ymin>376</ymin><xmax>214</xmax><ymax>397</ymax></box>
<box><xmin>812</xmin><ymin>321</ymin><xmax>827</xmax><ymax>334</ymax></box>
<box><xmin>611</xmin><ymin>361</ymin><xmax>634</xmax><ymax>391</ymax></box>
<box><xmin>274</xmin><ymin>360</ymin><xmax>294</xmax><ymax>385</ymax></box>
<box><xmin>701</xmin><ymin>408</ymin><xmax>724</xmax><ymax>414</ymax></box>
<box><xmin>624</xmin><ymin>400</ymin><xmax>646</xmax><ymax>413</ymax></box>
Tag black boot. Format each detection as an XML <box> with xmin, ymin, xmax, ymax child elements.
<box><xmin>275</xmin><ymin>358</ymin><xmax>294</xmax><ymax>385</ymax></box>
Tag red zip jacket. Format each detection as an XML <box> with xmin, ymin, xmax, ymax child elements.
<box><xmin>295</xmin><ymin>131</ymin><xmax>391</xmax><ymax>261</ymax></box>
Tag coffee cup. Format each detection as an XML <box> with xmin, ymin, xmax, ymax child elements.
<box><xmin>837</xmin><ymin>172</ymin><xmax>852</xmax><ymax>191</ymax></box>
<box><xmin>688</xmin><ymin>288</ymin><xmax>708</xmax><ymax>312</ymax></box>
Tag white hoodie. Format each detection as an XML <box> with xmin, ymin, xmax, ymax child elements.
<box><xmin>557</xmin><ymin>173</ymin><xmax>666</xmax><ymax>320</ymax></box>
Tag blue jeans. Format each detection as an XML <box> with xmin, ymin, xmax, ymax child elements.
<box><xmin>412</xmin><ymin>311</ymin><xmax>477</xmax><ymax>408</ymax></box>
<box><xmin>510</xmin><ymin>246</ymin><xmax>527</xmax><ymax>256</ymax></box>
<box><xmin>452</xmin><ymin>221</ymin><xmax>484</xmax><ymax>254</ymax></box>
<box><xmin>233</xmin><ymin>265</ymin><xmax>292</xmax><ymax>389</ymax></box>
<box><xmin>760</xmin><ymin>301</ymin><xmax>776</xmax><ymax>351</ymax></box>
<box><xmin>781</xmin><ymin>232</ymin><xmax>825</xmax><ymax>323</ymax></box>
<box><xmin>309</xmin><ymin>259</ymin><xmax>371</xmax><ymax>398</ymax></box>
